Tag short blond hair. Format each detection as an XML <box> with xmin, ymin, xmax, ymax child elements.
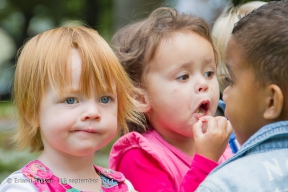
<box><xmin>13</xmin><ymin>26</ymin><xmax>143</xmax><ymax>152</ymax></box>
<box><xmin>212</xmin><ymin>1</ymin><xmax>266</xmax><ymax>93</ymax></box>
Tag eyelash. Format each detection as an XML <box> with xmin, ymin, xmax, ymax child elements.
<box><xmin>224</xmin><ymin>76</ymin><xmax>233</xmax><ymax>86</ymax></box>
<box><xmin>204</xmin><ymin>71</ymin><xmax>214</xmax><ymax>78</ymax></box>
<box><xmin>100</xmin><ymin>96</ymin><xmax>112</xmax><ymax>104</ymax></box>
<box><xmin>177</xmin><ymin>71</ymin><xmax>215</xmax><ymax>81</ymax></box>
<box><xmin>177</xmin><ymin>74</ymin><xmax>189</xmax><ymax>81</ymax></box>
<box><xmin>62</xmin><ymin>96</ymin><xmax>113</xmax><ymax>105</ymax></box>
<box><xmin>64</xmin><ymin>97</ymin><xmax>78</xmax><ymax>105</ymax></box>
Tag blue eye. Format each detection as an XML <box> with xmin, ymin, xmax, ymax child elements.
<box><xmin>177</xmin><ymin>74</ymin><xmax>189</xmax><ymax>81</ymax></box>
<box><xmin>224</xmin><ymin>76</ymin><xmax>233</xmax><ymax>86</ymax></box>
<box><xmin>100</xmin><ymin>96</ymin><xmax>111</xmax><ymax>104</ymax></box>
<box><xmin>204</xmin><ymin>71</ymin><xmax>214</xmax><ymax>78</ymax></box>
<box><xmin>65</xmin><ymin>98</ymin><xmax>77</xmax><ymax>104</ymax></box>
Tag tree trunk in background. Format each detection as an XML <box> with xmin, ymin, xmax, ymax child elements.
<box><xmin>113</xmin><ymin>0</ymin><xmax>164</xmax><ymax>33</ymax></box>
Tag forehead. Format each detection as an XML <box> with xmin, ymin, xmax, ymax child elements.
<box><xmin>226</xmin><ymin>38</ymin><xmax>259</xmax><ymax>83</ymax></box>
<box><xmin>226</xmin><ymin>38</ymin><xmax>245</xmax><ymax>71</ymax></box>
<box><xmin>151</xmin><ymin>31</ymin><xmax>213</xmax><ymax>69</ymax></box>
<box><xmin>48</xmin><ymin>48</ymin><xmax>115</xmax><ymax>97</ymax></box>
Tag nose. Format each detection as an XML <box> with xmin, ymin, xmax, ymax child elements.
<box><xmin>196</xmin><ymin>77</ymin><xmax>209</xmax><ymax>93</ymax></box>
<box><xmin>81</xmin><ymin>101</ymin><xmax>101</xmax><ymax>121</ymax></box>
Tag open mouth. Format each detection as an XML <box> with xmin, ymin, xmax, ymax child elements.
<box><xmin>195</xmin><ymin>101</ymin><xmax>210</xmax><ymax>116</ymax></box>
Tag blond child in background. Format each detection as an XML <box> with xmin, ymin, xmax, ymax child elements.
<box><xmin>197</xmin><ymin>0</ymin><xmax>288</xmax><ymax>191</ymax></box>
<box><xmin>109</xmin><ymin>7</ymin><xmax>233</xmax><ymax>192</ymax></box>
<box><xmin>0</xmin><ymin>26</ymin><xmax>142</xmax><ymax>192</ymax></box>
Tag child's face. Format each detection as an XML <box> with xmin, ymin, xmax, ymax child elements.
<box><xmin>143</xmin><ymin>31</ymin><xmax>219</xmax><ymax>139</ymax></box>
<box><xmin>37</xmin><ymin>49</ymin><xmax>118</xmax><ymax>157</ymax></box>
<box><xmin>223</xmin><ymin>38</ymin><xmax>267</xmax><ymax>145</ymax></box>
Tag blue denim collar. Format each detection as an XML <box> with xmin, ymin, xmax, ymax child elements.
<box><xmin>211</xmin><ymin>120</ymin><xmax>288</xmax><ymax>173</ymax></box>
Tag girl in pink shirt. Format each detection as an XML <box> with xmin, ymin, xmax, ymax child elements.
<box><xmin>109</xmin><ymin>7</ymin><xmax>233</xmax><ymax>192</ymax></box>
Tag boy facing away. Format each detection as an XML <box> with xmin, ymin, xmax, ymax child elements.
<box><xmin>197</xmin><ymin>0</ymin><xmax>288</xmax><ymax>191</ymax></box>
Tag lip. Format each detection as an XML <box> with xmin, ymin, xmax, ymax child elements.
<box><xmin>72</xmin><ymin>128</ymin><xmax>98</xmax><ymax>134</ymax></box>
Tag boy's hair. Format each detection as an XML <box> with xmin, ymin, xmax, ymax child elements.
<box><xmin>232</xmin><ymin>0</ymin><xmax>288</xmax><ymax>90</ymax></box>
<box><xmin>212</xmin><ymin>1</ymin><xmax>266</xmax><ymax>93</ymax></box>
<box><xmin>13</xmin><ymin>26</ymin><xmax>143</xmax><ymax>152</ymax></box>
<box><xmin>112</xmin><ymin>7</ymin><xmax>218</xmax><ymax>86</ymax></box>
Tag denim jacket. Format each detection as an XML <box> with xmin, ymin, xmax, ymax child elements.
<box><xmin>197</xmin><ymin>121</ymin><xmax>288</xmax><ymax>192</ymax></box>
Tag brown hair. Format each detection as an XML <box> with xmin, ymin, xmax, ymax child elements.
<box><xmin>13</xmin><ymin>26</ymin><xmax>143</xmax><ymax>151</ymax></box>
<box><xmin>112</xmin><ymin>7</ymin><xmax>218</xmax><ymax>86</ymax></box>
<box><xmin>232</xmin><ymin>0</ymin><xmax>288</xmax><ymax>90</ymax></box>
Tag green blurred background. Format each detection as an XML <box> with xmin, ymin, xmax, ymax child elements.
<box><xmin>1</xmin><ymin>0</ymin><xmax>265</xmax><ymax>183</ymax></box>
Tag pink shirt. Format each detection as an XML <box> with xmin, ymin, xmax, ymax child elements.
<box><xmin>109</xmin><ymin>130</ymin><xmax>233</xmax><ymax>192</ymax></box>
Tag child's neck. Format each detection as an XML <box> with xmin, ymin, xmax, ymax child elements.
<box><xmin>38</xmin><ymin>152</ymin><xmax>94</xmax><ymax>176</ymax></box>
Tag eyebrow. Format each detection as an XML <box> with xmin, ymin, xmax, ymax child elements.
<box><xmin>166</xmin><ymin>58</ymin><xmax>214</xmax><ymax>77</ymax></box>
<box><xmin>165</xmin><ymin>62</ymin><xmax>192</xmax><ymax>77</ymax></box>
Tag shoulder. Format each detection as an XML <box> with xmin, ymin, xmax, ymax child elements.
<box><xmin>0</xmin><ymin>171</ymin><xmax>38</xmax><ymax>192</ymax></box>
<box><xmin>198</xmin><ymin>150</ymin><xmax>288</xmax><ymax>191</ymax></box>
<box><xmin>111</xmin><ymin>131</ymin><xmax>149</xmax><ymax>150</ymax></box>
<box><xmin>109</xmin><ymin>131</ymin><xmax>159</xmax><ymax>169</ymax></box>
<box><xmin>21</xmin><ymin>160</ymin><xmax>53</xmax><ymax>181</ymax></box>
<box><xmin>94</xmin><ymin>165</ymin><xmax>126</xmax><ymax>182</ymax></box>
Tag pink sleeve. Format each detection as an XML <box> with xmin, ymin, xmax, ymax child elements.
<box><xmin>118</xmin><ymin>149</ymin><xmax>218</xmax><ymax>192</ymax></box>
<box><xmin>180</xmin><ymin>154</ymin><xmax>218</xmax><ymax>192</ymax></box>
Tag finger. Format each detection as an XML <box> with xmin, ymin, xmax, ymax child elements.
<box><xmin>192</xmin><ymin>119</ymin><xmax>205</xmax><ymax>137</ymax></box>
<box><xmin>216</xmin><ymin>117</ymin><xmax>228</xmax><ymax>132</ymax></box>
<box><xmin>199</xmin><ymin>116</ymin><xmax>215</xmax><ymax>133</ymax></box>
<box><xmin>214</xmin><ymin>116</ymin><xmax>227</xmax><ymax>121</ymax></box>
<box><xmin>199</xmin><ymin>116</ymin><xmax>213</xmax><ymax>122</ymax></box>
<box><xmin>205</xmin><ymin>116</ymin><xmax>217</xmax><ymax>133</ymax></box>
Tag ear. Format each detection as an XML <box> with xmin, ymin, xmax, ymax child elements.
<box><xmin>136</xmin><ymin>88</ymin><xmax>151</xmax><ymax>113</ymax></box>
<box><xmin>263</xmin><ymin>84</ymin><xmax>283</xmax><ymax>119</ymax></box>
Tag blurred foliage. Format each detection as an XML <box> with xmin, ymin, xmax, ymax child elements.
<box><xmin>0</xmin><ymin>0</ymin><xmax>113</xmax><ymax>47</ymax></box>
<box><xmin>0</xmin><ymin>101</ymin><xmax>13</xmax><ymax>119</ymax></box>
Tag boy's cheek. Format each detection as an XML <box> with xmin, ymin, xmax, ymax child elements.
<box><xmin>222</xmin><ymin>88</ymin><xmax>230</xmax><ymax>103</ymax></box>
